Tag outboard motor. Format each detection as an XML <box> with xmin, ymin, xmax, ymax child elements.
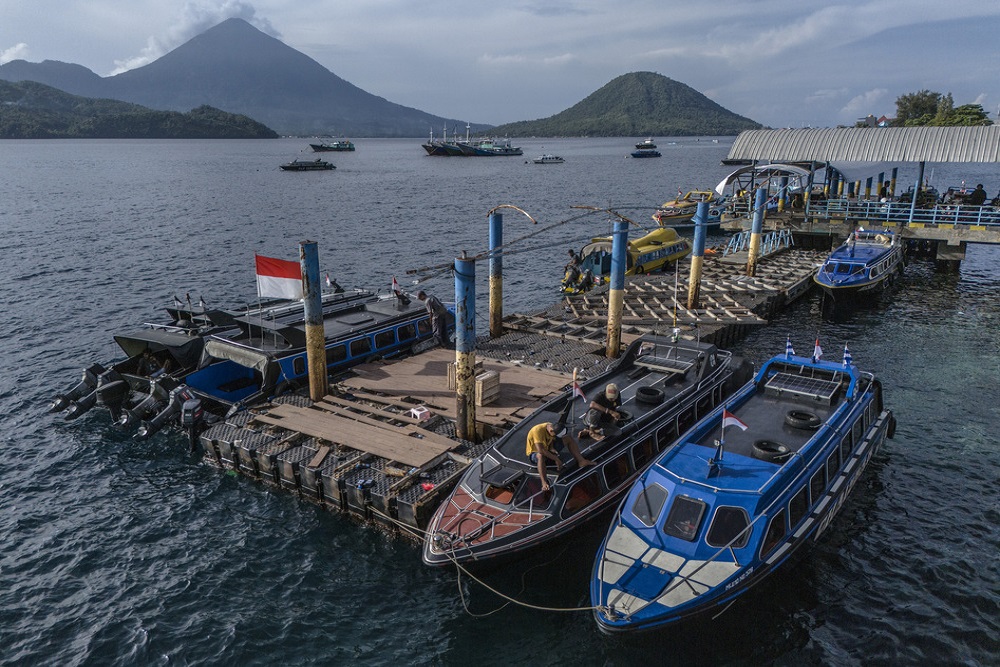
<box><xmin>64</xmin><ymin>389</ymin><xmax>99</xmax><ymax>420</ymax></box>
<box><xmin>96</xmin><ymin>379</ymin><xmax>130</xmax><ymax>423</ymax></box>
<box><xmin>50</xmin><ymin>363</ymin><xmax>106</xmax><ymax>412</ymax></box>
<box><xmin>135</xmin><ymin>386</ymin><xmax>194</xmax><ymax>441</ymax></box>
<box><xmin>118</xmin><ymin>384</ymin><xmax>164</xmax><ymax>429</ymax></box>
<box><xmin>180</xmin><ymin>397</ymin><xmax>204</xmax><ymax>452</ymax></box>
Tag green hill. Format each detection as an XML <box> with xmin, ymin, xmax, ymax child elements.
<box><xmin>0</xmin><ymin>80</ymin><xmax>277</xmax><ymax>138</ymax></box>
<box><xmin>490</xmin><ymin>72</ymin><xmax>762</xmax><ymax>137</ymax></box>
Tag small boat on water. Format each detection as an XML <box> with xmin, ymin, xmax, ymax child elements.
<box><xmin>652</xmin><ymin>190</ymin><xmax>720</xmax><ymax>226</ymax></box>
<box><xmin>636</xmin><ymin>138</ymin><xmax>658</xmax><ymax>150</ymax></box>
<box><xmin>814</xmin><ymin>229</ymin><xmax>905</xmax><ymax>307</ymax></box>
<box><xmin>532</xmin><ymin>154</ymin><xmax>565</xmax><ymax>164</ymax></box>
<box><xmin>310</xmin><ymin>140</ymin><xmax>355</xmax><ymax>152</ymax></box>
<box><xmin>280</xmin><ymin>159</ymin><xmax>335</xmax><ymax>171</ymax></box>
<box><xmin>591</xmin><ymin>341</ymin><xmax>895</xmax><ymax>633</ymax></box>
<box><xmin>422</xmin><ymin>335</ymin><xmax>752</xmax><ymax>568</ymax></box>
<box><xmin>630</xmin><ymin>149</ymin><xmax>661</xmax><ymax>159</ymax></box>
<box><xmin>562</xmin><ymin>227</ymin><xmax>691</xmax><ymax>293</ymax></box>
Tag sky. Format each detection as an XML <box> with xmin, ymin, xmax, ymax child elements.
<box><xmin>2</xmin><ymin>1</ymin><xmax>999</xmax><ymax>129</ymax></box>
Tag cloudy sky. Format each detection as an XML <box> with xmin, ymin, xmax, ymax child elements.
<box><xmin>2</xmin><ymin>1</ymin><xmax>999</xmax><ymax>128</ymax></box>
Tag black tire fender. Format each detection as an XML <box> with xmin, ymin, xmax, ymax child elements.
<box><xmin>635</xmin><ymin>264</ymin><xmax>644</xmax><ymax>274</ymax></box>
<box><xmin>635</xmin><ymin>386</ymin><xmax>664</xmax><ymax>405</ymax></box>
<box><xmin>887</xmin><ymin>414</ymin><xmax>897</xmax><ymax>439</ymax></box>
<box><xmin>752</xmin><ymin>439</ymin><xmax>792</xmax><ymax>463</ymax></box>
<box><xmin>785</xmin><ymin>409</ymin><xmax>821</xmax><ymax>430</ymax></box>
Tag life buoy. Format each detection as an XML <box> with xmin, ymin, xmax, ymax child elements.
<box><xmin>785</xmin><ymin>409</ymin><xmax>821</xmax><ymax>430</ymax></box>
<box><xmin>635</xmin><ymin>386</ymin><xmax>664</xmax><ymax>405</ymax></box>
<box><xmin>752</xmin><ymin>439</ymin><xmax>792</xmax><ymax>463</ymax></box>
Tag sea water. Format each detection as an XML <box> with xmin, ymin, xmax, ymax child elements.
<box><xmin>0</xmin><ymin>138</ymin><xmax>997</xmax><ymax>665</ymax></box>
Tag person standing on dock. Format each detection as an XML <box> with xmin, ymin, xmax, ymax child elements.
<box><xmin>417</xmin><ymin>290</ymin><xmax>449</xmax><ymax>348</ymax></box>
<box><xmin>525</xmin><ymin>422</ymin><xmax>594</xmax><ymax>491</ymax></box>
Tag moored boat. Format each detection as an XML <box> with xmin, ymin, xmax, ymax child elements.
<box><xmin>630</xmin><ymin>149</ymin><xmax>661</xmax><ymax>158</ymax></box>
<box><xmin>814</xmin><ymin>229</ymin><xmax>905</xmax><ymax>306</ymax></box>
<box><xmin>652</xmin><ymin>190</ymin><xmax>720</xmax><ymax>226</ymax></box>
<box><xmin>280</xmin><ymin>159</ymin><xmax>335</xmax><ymax>171</ymax></box>
<box><xmin>532</xmin><ymin>154</ymin><xmax>565</xmax><ymax>164</ymax></box>
<box><xmin>635</xmin><ymin>138</ymin><xmax>658</xmax><ymax>150</ymax></box>
<box><xmin>310</xmin><ymin>140</ymin><xmax>355</xmax><ymax>152</ymax></box>
<box><xmin>562</xmin><ymin>226</ymin><xmax>691</xmax><ymax>293</ymax></box>
<box><xmin>591</xmin><ymin>341</ymin><xmax>895</xmax><ymax>633</ymax></box>
<box><xmin>422</xmin><ymin>335</ymin><xmax>752</xmax><ymax>568</ymax></box>
<box><xmin>461</xmin><ymin>137</ymin><xmax>523</xmax><ymax>156</ymax></box>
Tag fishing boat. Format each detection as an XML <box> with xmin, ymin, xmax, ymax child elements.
<box><xmin>591</xmin><ymin>340</ymin><xmax>895</xmax><ymax>633</ymax></box>
<box><xmin>561</xmin><ymin>227</ymin><xmax>691</xmax><ymax>293</ymax></box>
<box><xmin>813</xmin><ymin>229</ymin><xmax>905</xmax><ymax>306</ymax></box>
<box><xmin>310</xmin><ymin>140</ymin><xmax>355</xmax><ymax>152</ymax></box>
<box><xmin>630</xmin><ymin>149</ymin><xmax>661</xmax><ymax>158</ymax></box>
<box><xmin>635</xmin><ymin>138</ymin><xmax>658</xmax><ymax>150</ymax></box>
<box><xmin>422</xmin><ymin>335</ymin><xmax>752</xmax><ymax>568</ymax></box>
<box><xmin>532</xmin><ymin>154</ymin><xmax>565</xmax><ymax>164</ymax></box>
<box><xmin>461</xmin><ymin>137</ymin><xmax>523</xmax><ymax>156</ymax></box>
<box><xmin>652</xmin><ymin>191</ymin><xmax>721</xmax><ymax>226</ymax></box>
<box><xmin>280</xmin><ymin>159</ymin><xmax>335</xmax><ymax>171</ymax></box>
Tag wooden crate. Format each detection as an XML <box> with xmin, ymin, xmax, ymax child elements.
<box><xmin>475</xmin><ymin>370</ymin><xmax>501</xmax><ymax>406</ymax></box>
<box><xmin>447</xmin><ymin>360</ymin><xmax>483</xmax><ymax>390</ymax></box>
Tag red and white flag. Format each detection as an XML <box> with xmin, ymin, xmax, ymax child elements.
<box><xmin>325</xmin><ymin>273</ymin><xmax>332</xmax><ymax>288</ymax></box>
<box><xmin>392</xmin><ymin>276</ymin><xmax>401</xmax><ymax>293</ymax></box>
<box><xmin>255</xmin><ymin>254</ymin><xmax>302</xmax><ymax>300</ymax></box>
<box><xmin>722</xmin><ymin>409</ymin><xmax>748</xmax><ymax>431</ymax></box>
<box><xmin>812</xmin><ymin>338</ymin><xmax>823</xmax><ymax>363</ymax></box>
<box><xmin>572</xmin><ymin>380</ymin><xmax>587</xmax><ymax>402</ymax></box>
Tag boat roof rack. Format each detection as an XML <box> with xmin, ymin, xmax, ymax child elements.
<box><xmin>635</xmin><ymin>353</ymin><xmax>694</xmax><ymax>376</ymax></box>
<box><xmin>765</xmin><ymin>372</ymin><xmax>841</xmax><ymax>405</ymax></box>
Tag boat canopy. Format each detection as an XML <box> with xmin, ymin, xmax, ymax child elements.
<box><xmin>714</xmin><ymin>163</ymin><xmax>818</xmax><ymax>195</ymax></box>
<box><xmin>114</xmin><ymin>329</ymin><xmax>204</xmax><ymax>367</ymax></box>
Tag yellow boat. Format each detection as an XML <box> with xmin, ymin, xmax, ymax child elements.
<box><xmin>562</xmin><ymin>227</ymin><xmax>692</xmax><ymax>293</ymax></box>
<box><xmin>652</xmin><ymin>190</ymin><xmax>719</xmax><ymax>225</ymax></box>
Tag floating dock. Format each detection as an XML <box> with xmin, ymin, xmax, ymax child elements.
<box><xmin>198</xmin><ymin>246</ymin><xmax>825</xmax><ymax>536</ymax></box>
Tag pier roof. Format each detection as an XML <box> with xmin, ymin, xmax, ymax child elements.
<box><xmin>728</xmin><ymin>127</ymin><xmax>1000</xmax><ymax>163</ymax></box>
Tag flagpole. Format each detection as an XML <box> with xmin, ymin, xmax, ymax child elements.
<box><xmin>571</xmin><ymin>367</ymin><xmax>578</xmax><ymax>425</ymax></box>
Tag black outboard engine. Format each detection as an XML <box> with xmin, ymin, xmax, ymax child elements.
<box><xmin>118</xmin><ymin>384</ymin><xmax>164</xmax><ymax>429</ymax></box>
<box><xmin>50</xmin><ymin>363</ymin><xmax>106</xmax><ymax>413</ymax></box>
<box><xmin>180</xmin><ymin>397</ymin><xmax>204</xmax><ymax>452</ymax></box>
<box><xmin>95</xmin><ymin>377</ymin><xmax>130</xmax><ymax>423</ymax></box>
<box><xmin>135</xmin><ymin>386</ymin><xmax>195</xmax><ymax>441</ymax></box>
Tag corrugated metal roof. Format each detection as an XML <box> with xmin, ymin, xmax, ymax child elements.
<box><xmin>728</xmin><ymin>127</ymin><xmax>1000</xmax><ymax>163</ymax></box>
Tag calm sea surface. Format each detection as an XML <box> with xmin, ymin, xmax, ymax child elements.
<box><xmin>1</xmin><ymin>138</ymin><xmax>997</xmax><ymax>666</ymax></box>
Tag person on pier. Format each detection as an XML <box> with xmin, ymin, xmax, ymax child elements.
<box><xmin>416</xmin><ymin>290</ymin><xmax>450</xmax><ymax>349</ymax></box>
<box><xmin>525</xmin><ymin>422</ymin><xmax>593</xmax><ymax>491</ymax></box>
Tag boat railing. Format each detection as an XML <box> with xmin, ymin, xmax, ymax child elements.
<box><xmin>807</xmin><ymin>199</ymin><xmax>1000</xmax><ymax>227</ymax></box>
<box><xmin>722</xmin><ymin>229</ymin><xmax>793</xmax><ymax>256</ymax></box>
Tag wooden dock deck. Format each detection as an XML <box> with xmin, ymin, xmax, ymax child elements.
<box><xmin>197</xmin><ymin>247</ymin><xmax>824</xmax><ymax>535</ymax></box>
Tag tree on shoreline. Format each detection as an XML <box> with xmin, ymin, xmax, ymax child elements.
<box><xmin>893</xmin><ymin>90</ymin><xmax>992</xmax><ymax>127</ymax></box>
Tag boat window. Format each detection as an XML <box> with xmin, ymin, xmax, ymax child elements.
<box><xmin>835</xmin><ymin>263</ymin><xmax>853</xmax><ymax>274</ymax></box>
<box><xmin>656</xmin><ymin>423</ymin><xmax>678</xmax><ymax>451</ymax></box>
<box><xmin>374</xmin><ymin>330</ymin><xmax>395</xmax><ymax>349</ymax></box>
<box><xmin>631</xmin><ymin>437</ymin><xmax>656</xmax><ymax>468</ymax></box>
<box><xmin>827</xmin><ymin>449</ymin><xmax>840</xmax><ymax>481</ymax></box>
<box><xmin>603</xmin><ymin>453</ymin><xmax>631</xmax><ymax>490</ymax></box>
<box><xmin>631</xmin><ymin>482</ymin><xmax>668</xmax><ymax>527</ymax></box>
<box><xmin>706</xmin><ymin>506</ymin><xmax>750</xmax><ymax>548</ymax></box>
<box><xmin>840</xmin><ymin>434</ymin><xmax>852</xmax><ymax>464</ymax></box>
<box><xmin>677</xmin><ymin>408</ymin><xmax>695</xmax><ymax>434</ymax></box>
<box><xmin>327</xmin><ymin>345</ymin><xmax>347</xmax><ymax>365</ymax></box>
<box><xmin>760</xmin><ymin>510</ymin><xmax>787</xmax><ymax>557</ymax></box>
<box><xmin>350</xmin><ymin>337</ymin><xmax>372</xmax><ymax>357</ymax></box>
<box><xmin>417</xmin><ymin>319</ymin><xmax>431</xmax><ymax>335</ymax></box>
<box><xmin>788</xmin><ymin>486</ymin><xmax>809</xmax><ymax>528</ymax></box>
<box><xmin>293</xmin><ymin>356</ymin><xmax>305</xmax><ymax>376</ymax></box>
<box><xmin>663</xmin><ymin>495</ymin><xmax>707</xmax><ymax>542</ymax></box>
<box><xmin>484</xmin><ymin>484</ymin><xmax>515</xmax><ymax>504</ymax></box>
<box><xmin>398</xmin><ymin>323</ymin><xmax>416</xmax><ymax>341</ymax></box>
<box><xmin>513</xmin><ymin>477</ymin><xmax>554</xmax><ymax>510</ymax></box>
<box><xmin>563</xmin><ymin>475</ymin><xmax>603</xmax><ymax>518</ymax></box>
<box><xmin>809</xmin><ymin>468</ymin><xmax>825</xmax><ymax>504</ymax></box>
<box><xmin>852</xmin><ymin>418</ymin><xmax>864</xmax><ymax>443</ymax></box>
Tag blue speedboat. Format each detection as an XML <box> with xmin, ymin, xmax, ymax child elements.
<box><xmin>814</xmin><ymin>229</ymin><xmax>904</xmax><ymax>305</ymax></box>
<box><xmin>591</xmin><ymin>341</ymin><xmax>895</xmax><ymax>633</ymax></box>
<box><xmin>631</xmin><ymin>149</ymin><xmax>661</xmax><ymax>158</ymax></box>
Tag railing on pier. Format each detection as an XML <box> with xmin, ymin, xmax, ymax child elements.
<box><xmin>727</xmin><ymin>196</ymin><xmax>1000</xmax><ymax>229</ymax></box>
<box><xmin>723</xmin><ymin>229</ymin><xmax>794</xmax><ymax>257</ymax></box>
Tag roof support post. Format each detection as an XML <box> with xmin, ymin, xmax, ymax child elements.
<box><xmin>300</xmin><ymin>240</ymin><xmax>327</xmax><ymax>401</ymax></box>
<box><xmin>687</xmin><ymin>202</ymin><xmax>709</xmax><ymax>310</ymax></box>
<box><xmin>605</xmin><ymin>217</ymin><xmax>629</xmax><ymax>359</ymax></box>
<box><xmin>488</xmin><ymin>211</ymin><xmax>503</xmax><ymax>338</ymax></box>
<box><xmin>454</xmin><ymin>253</ymin><xmax>477</xmax><ymax>442</ymax></box>
<box><xmin>746</xmin><ymin>188</ymin><xmax>766</xmax><ymax>277</ymax></box>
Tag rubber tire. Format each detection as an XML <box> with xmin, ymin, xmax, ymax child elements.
<box><xmin>785</xmin><ymin>409</ymin><xmax>821</xmax><ymax>430</ymax></box>
<box><xmin>887</xmin><ymin>414</ymin><xmax>896</xmax><ymax>439</ymax></box>
<box><xmin>752</xmin><ymin>439</ymin><xmax>792</xmax><ymax>463</ymax></box>
<box><xmin>635</xmin><ymin>386</ymin><xmax>664</xmax><ymax>405</ymax></box>
<box><xmin>635</xmin><ymin>265</ymin><xmax>644</xmax><ymax>275</ymax></box>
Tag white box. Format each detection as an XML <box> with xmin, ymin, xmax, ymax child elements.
<box><xmin>409</xmin><ymin>406</ymin><xmax>432</xmax><ymax>421</ymax></box>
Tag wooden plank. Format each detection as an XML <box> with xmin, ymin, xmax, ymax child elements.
<box><xmin>252</xmin><ymin>406</ymin><xmax>450</xmax><ymax>468</ymax></box>
<box><xmin>318</xmin><ymin>395</ymin><xmax>423</xmax><ymax>425</ymax></box>
<box><xmin>307</xmin><ymin>444</ymin><xmax>331</xmax><ymax>468</ymax></box>
<box><xmin>308</xmin><ymin>401</ymin><xmax>458</xmax><ymax>450</ymax></box>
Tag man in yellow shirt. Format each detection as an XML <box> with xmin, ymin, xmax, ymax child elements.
<box><xmin>525</xmin><ymin>422</ymin><xmax>594</xmax><ymax>491</ymax></box>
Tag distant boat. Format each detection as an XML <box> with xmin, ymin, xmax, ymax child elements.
<box><xmin>461</xmin><ymin>137</ymin><xmax>523</xmax><ymax>156</ymax></box>
<box><xmin>630</xmin><ymin>149</ymin><xmax>661</xmax><ymax>158</ymax></box>
<box><xmin>635</xmin><ymin>138</ymin><xmax>658</xmax><ymax>150</ymax></box>
<box><xmin>814</xmin><ymin>229</ymin><xmax>905</xmax><ymax>307</ymax></box>
<box><xmin>562</xmin><ymin>227</ymin><xmax>691</xmax><ymax>293</ymax></box>
<box><xmin>280</xmin><ymin>159</ymin><xmax>335</xmax><ymax>171</ymax></box>
<box><xmin>532</xmin><ymin>154</ymin><xmax>565</xmax><ymax>164</ymax></box>
<box><xmin>310</xmin><ymin>140</ymin><xmax>355</xmax><ymax>152</ymax></box>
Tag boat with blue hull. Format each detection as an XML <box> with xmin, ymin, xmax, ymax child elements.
<box><xmin>422</xmin><ymin>335</ymin><xmax>753</xmax><ymax>568</ymax></box>
<box><xmin>591</xmin><ymin>342</ymin><xmax>895</xmax><ymax>633</ymax></box>
<box><xmin>814</xmin><ymin>229</ymin><xmax>905</xmax><ymax>306</ymax></box>
<box><xmin>631</xmin><ymin>149</ymin><xmax>661</xmax><ymax>158</ymax></box>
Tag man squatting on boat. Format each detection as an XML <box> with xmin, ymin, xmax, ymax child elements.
<box><xmin>581</xmin><ymin>383</ymin><xmax>621</xmax><ymax>440</ymax></box>
<box><xmin>525</xmin><ymin>423</ymin><xmax>594</xmax><ymax>491</ymax></box>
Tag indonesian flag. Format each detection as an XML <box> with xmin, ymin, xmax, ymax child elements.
<box><xmin>325</xmin><ymin>273</ymin><xmax>332</xmax><ymax>288</ymax></box>
<box><xmin>812</xmin><ymin>338</ymin><xmax>823</xmax><ymax>363</ymax></box>
<box><xmin>571</xmin><ymin>368</ymin><xmax>586</xmax><ymax>402</ymax></box>
<box><xmin>392</xmin><ymin>276</ymin><xmax>401</xmax><ymax>293</ymax></box>
<box><xmin>722</xmin><ymin>409</ymin><xmax>748</xmax><ymax>431</ymax></box>
<box><xmin>255</xmin><ymin>254</ymin><xmax>302</xmax><ymax>300</ymax></box>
